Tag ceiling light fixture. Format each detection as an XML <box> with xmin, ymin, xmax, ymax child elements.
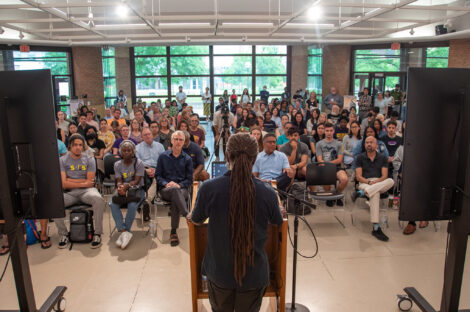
<box><xmin>222</xmin><ymin>22</ymin><xmax>273</xmax><ymax>27</ymax></box>
<box><xmin>88</xmin><ymin>12</ymin><xmax>93</xmax><ymax>19</ymax></box>
<box><xmin>307</xmin><ymin>5</ymin><xmax>323</xmax><ymax>20</ymax></box>
<box><xmin>158</xmin><ymin>22</ymin><xmax>211</xmax><ymax>27</ymax></box>
<box><xmin>409</xmin><ymin>28</ymin><xmax>415</xmax><ymax>35</ymax></box>
<box><xmin>19</xmin><ymin>31</ymin><xmax>24</xmax><ymax>39</ymax></box>
<box><xmin>116</xmin><ymin>5</ymin><xmax>129</xmax><ymax>18</ymax></box>
<box><xmin>0</xmin><ymin>27</ymin><xmax>4</xmax><ymax>35</ymax></box>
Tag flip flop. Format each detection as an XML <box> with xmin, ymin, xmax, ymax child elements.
<box><xmin>40</xmin><ymin>237</ymin><xmax>52</xmax><ymax>249</ymax></box>
<box><xmin>170</xmin><ymin>234</ymin><xmax>179</xmax><ymax>247</ymax></box>
<box><xmin>0</xmin><ymin>245</ymin><xmax>9</xmax><ymax>256</ymax></box>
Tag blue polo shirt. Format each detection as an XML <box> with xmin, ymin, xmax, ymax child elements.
<box><xmin>253</xmin><ymin>150</ymin><xmax>290</xmax><ymax>180</ymax></box>
<box><xmin>136</xmin><ymin>140</ymin><xmax>165</xmax><ymax>168</ymax></box>
<box><xmin>191</xmin><ymin>172</ymin><xmax>283</xmax><ymax>290</ymax></box>
<box><xmin>277</xmin><ymin>134</ymin><xmax>289</xmax><ymax>145</ymax></box>
<box><xmin>155</xmin><ymin>150</ymin><xmax>193</xmax><ymax>188</ymax></box>
<box><xmin>183</xmin><ymin>141</ymin><xmax>204</xmax><ymax>169</ymax></box>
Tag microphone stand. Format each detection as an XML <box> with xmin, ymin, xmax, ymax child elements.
<box><xmin>272</xmin><ymin>186</ymin><xmax>315</xmax><ymax>312</ymax></box>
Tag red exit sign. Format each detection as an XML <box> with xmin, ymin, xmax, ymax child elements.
<box><xmin>19</xmin><ymin>45</ymin><xmax>30</xmax><ymax>52</ymax></box>
<box><xmin>391</xmin><ymin>42</ymin><xmax>400</xmax><ymax>50</ymax></box>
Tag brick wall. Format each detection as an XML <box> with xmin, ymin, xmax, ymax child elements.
<box><xmin>72</xmin><ymin>47</ymin><xmax>105</xmax><ymax>115</ymax></box>
<box><xmin>322</xmin><ymin>45</ymin><xmax>351</xmax><ymax>105</ymax></box>
<box><xmin>448</xmin><ymin>39</ymin><xmax>470</xmax><ymax>68</ymax></box>
<box><xmin>291</xmin><ymin>45</ymin><xmax>308</xmax><ymax>94</ymax></box>
<box><xmin>115</xmin><ymin>47</ymin><xmax>132</xmax><ymax>110</ymax></box>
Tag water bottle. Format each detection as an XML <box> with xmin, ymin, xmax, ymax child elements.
<box><xmin>201</xmin><ymin>275</ymin><xmax>208</xmax><ymax>293</ymax></box>
<box><xmin>388</xmin><ymin>194</ymin><xmax>394</xmax><ymax>208</ymax></box>
<box><xmin>149</xmin><ymin>220</ymin><xmax>155</xmax><ymax>238</ymax></box>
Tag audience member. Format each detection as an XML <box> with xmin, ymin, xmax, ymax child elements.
<box><xmin>277</xmin><ymin>122</ymin><xmax>292</xmax><ymax>146</ymax></box>
<box><xmin>155</xmin><ymin>131</ymin><xmax>193</xmax><ymax>246</ymax></box>
<box><xmin>271</xmin><ymin>107</ymin><xmax>282</xmax><ymax>128</ymax></box>
<box><xmin>110</xmin><ymin>140</ymin><xmax>145</xmax><ymax>249</ymax></box>
<box><xmin>86</xmin><ymin>111</ymin><xmax>99</xmax><ymax>130</ymax></box>
<box><xmin>342</xmin><ymin>121</ymin><xmax>361</xmax><ymax>166</ymax></box>
<box><xmin>334</xmin><ymin>117</ymin><xmax>349</xmax><ymax>141</ymax></box>
<box><xmin>175</xmin><ymin>86</ymin><xmax>187</xmax><ymax>110</ymax></box>
<box><xmin>107</xmin><ymin>109</ymin><xmax>126</xmax><ymax>127</ymax></box>
<box><xmin>280</xmin><ymin>126</ymin><xmax>309</xmax><ymax>180</ymax></box>
<box><xmin>323</xmin><ymin>87</ymin><xmax>343</xmax><ymax>113</ymax></box>
<box><xmin>327</xmin><ymin>104</ymin><xmax>341</xmax><ymax>125</ymax></box>
<box><xmin>189</xmin><ymin>114</ymin><xmax>206</xmax><ymax>148</ymax></box>
<box><xmin>77</xmin><ymin>113</ymin><xmax>92</xmax><ymax>137</ymax></box>
<box><xmin>57</xmin><ymin>111</ymin><xmax>70</xmax><ymax>135</ymax></box>
<box><xmin>373</xmin><ymin>119</ymin><xmax>386</xmax><ymax>138</ymax></box>
<box><xmin>55</xmin><ymin>134</ymin><xmax>105</xmax><ymax>249</ymax></box>
<box><xmin>250</xmin><ymin>127</ymin><xmax>264</xmax><ymax>153</ymax></box>
<box><xmin>306</xmin><ymin>91</ymin><xmax>319</xmax><ymax>109</ymax></box>
<box><xmin>306</xmin><ymin>108</ymin><xmax>321</xmax><ymax>135</ymax></box>
<box><xmin>98</xmin><ymin>119</ymin><xmax>115</xmax><ymax>155</ymax></box>
<box><xmin>375</xmin><ymin>92</ymin><xmax>388</xmax><ymax>116</ymax></box>
<box><xmin>129</xmin><ymin>118</ymin><xmax>143</xmax><ymax>144</ymax></box>
<box><xmin>159</xmin><ymin>117</ymin><xmax>174</xmax><ymax>150</ymax></box>
<box><xmin>291</xmin><ymin>112</ymin><xmax>307</xmax><ymax>136</ymax></box>
<box><xmin>358</xmin><ymin>87</ymin><xmax>372</xmax><ymax>120</ymax></box>
<box><xmin>241</xmin><ymin>88</ymin><xmax>251</xmax><ymax>105</ymax></box>
<box><xmin>315</xmin><ymin>122</ymin><xmax>348</xmax><ymax>207</ymax></box>
<box><xmin>309</xmin><ymin>123</ymin><xmax>325</xmax><ymax>158</ymax></box>
<box><xmin>112</xmin><ymin>125</ymin><xmax>137</xmax><ymax>157</ymax></box>
<box><xmin>182</xmin><ymin>131</ymin><xmax>209</xmax><ymax>182</ymax></box>
<box><xmin>263</xmin><ymin>110</ymin><xmax>277</xmax><ymax>133</ymax></box>
<box><xmin>351</xmin><ymin>136</ymin><xmax>394</xmax><ymax>241</ymax></box>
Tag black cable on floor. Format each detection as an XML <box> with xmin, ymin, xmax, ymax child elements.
<box><xmin>286</xmin><ymin>213</ymin><xmax>319</xmax><ymax>259</ymax></box>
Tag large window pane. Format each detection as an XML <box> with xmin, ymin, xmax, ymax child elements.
<box><xmin>426</xmin><ymin>47</ymin><xmax>449</xmax><ymax>58</ymax></box>
<box><xmin>355</xmin><ymin>49</ymin><xmax>401</xmax><ymax>72</ymax></box>
<box><xmin>102</xmin><ymin>57</ymin><xmax>115</xmax><ymax>77</ymax></box>
<box><xmin>170</xmin><ymin>46</ymin><xmax>209</xmax><ymax>55</ymax></box>
<box><xmin>308</xmin><ymin>47</ymin><xmax>322</xmax><ymax>55</ymax></box>
<box><xmin>183</xmin><ymin>96</ymin><xmax>208</xmax><ymax>117</ymax></box>
<box><xmin>256</xmin><ymin>76</ymin><xmax>286</xmax><ymax>95</ymax></box>
<box><xmin>104</xmin><ymin>77</ymin><xmax>117</xmax><ymax>98</ymax></box>
<box><xmin>171</xmin><ymin>77</ymin><xmax>210</xmax><ymax>96</ymax></box>
<box><xmin>307</xmin><ymin>76</ymin><xmax>322</xmax><ymax>96</ymax></box>
<box><xmin>308</xmin><ymin>56</ymin><xmax>322</xmax><ymax>75</ymax></box>
<box><xmin>426</xmin><ymin>58</ymin><xmax>448</xmax><ymax>68</ymax></box>
<box><xmin>214</xmin><ymin>76</ymin><xmax>252</xmax><ymax>95</ymax></box>
<box><xmin>170</xmin><ymin>56</ymin><xmax>209</xmax><ymax>75</ymax></box>
<box><xmin>135</xmin><ymin>57</ymin><xmax>167</xmax><ymax>76</ymax></box>
<box><xmin>136</xmin><ymin>77</ymin><xmax>168</xmax><ymax>97</ymax></box>
<box><xmin>13</xmin><ymin>51</ymin><xmax>69</xmax><ymax>75</ymax></box>
<box><xmin>256</xmin><ymin>56</ymin><xmax>286</xmax><ymax>74</ymax></box>
<box><xmin>214</xmin><ymin>56</ymin><xmax>252</xmax><ymax>75</ymax></box>
<box><xmin>426</xmin><ymin>47</ymin><xmax>449</xmax><ymax>68</ymax></box>
<box><xmin>102</xmin><ymin>48</ymin><xmax>115</xmax><ymax>57</ymax></box>
<box><xmin>213</xmin><ymin>45</ymin><xmax>252</xmax><ymax>54</ymax></box>
<box><xmin>256</xmin><ymin>45</ymin><xmax>287</xmax><ymax>54</ymax></box>
<box><xmin>134</xmin><ymin>46</ymin><xmax>166</xmax><ymax>56</ymax></box>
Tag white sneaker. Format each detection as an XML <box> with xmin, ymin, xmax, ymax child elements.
<box><xmin>115</xmin><ymin>232</ymin><xmax>124</xmax><ymax>247</ymax></box>
<box><xmin>120</xmin><ymin>231</ymin><xmax>133</xmax><ymax>249</ymax></box>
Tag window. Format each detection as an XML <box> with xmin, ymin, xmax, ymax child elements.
<box><xmin>354</xmin><ymin>49</ymin><xmax>401</xmax><ymax>72</ymax></box>
<box><xmin>426</xmin><ymin>47</ymin><xmax>449</xmax><ymax>68</ymax></box>
<box><xmin>307</xmin><ymin>47</ymin><xmax>323</xmax><ymax>103</ymax></box>
<box><xmin>102</xmin><ymin>47</ymin><xmax>116</xmax><ymax>107</ymax></box>
<box><xmin>131</xmin><ymin>45</ymin><xmax>288</xmax><ymax>117</ymax></box>
<box><xmin>10</xmin><ymin>50</ymin><xmax>72</xmax><ymax>113</ymax></box>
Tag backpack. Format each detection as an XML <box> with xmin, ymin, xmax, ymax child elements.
<box><xmin>69</xmin><ymin>209</ymin><xmax>94</xmax><ymax>245</ymax></box>
<box><xmin>25</xmin><ymin>219</ymin><xmax>40</xmax><ymax>245</ymax></box>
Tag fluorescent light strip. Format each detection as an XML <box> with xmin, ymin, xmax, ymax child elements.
<box><xmin>95</xmin><ymin>23</ymin><xmax>147</xmax><ymax>29</ymax></box>
<box><xmin>365</xmin><ymin>8</ymin><xmax>382</xmax><ymax>16</ymax></box>
<box><xmin>158</xmin><ymin>22</ymin><xmax>211</xmax><ymax>27</ymax></box>
<box><xmin>285</xmin><ymin>23</ymin><xmax>335</xmax><ymax>28</ymax></box>
<box><xmin>222</xmin><ymin>22</ymin><xmax>273</xmax><ymax>27</ymax></box>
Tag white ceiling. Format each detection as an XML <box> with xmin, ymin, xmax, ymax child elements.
<box><xmin>0</xmin><ymin>0</ymin><xmax>470</xmax><ymax>46</ymax></box>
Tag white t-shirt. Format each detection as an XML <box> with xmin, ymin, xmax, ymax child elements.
<box><xmin>202</xmin><ymin>92</ymin><xmax>212</xmax><ymax>104</ymax></box>
<box><xmin>176</xmin><ymin>91</ymin><xmax>186</xmax><ymax>103</ymax></box>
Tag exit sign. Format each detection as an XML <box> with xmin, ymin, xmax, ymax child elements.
<box><xmin>391</xmin><ymin>42</ymin><xmax>400</xmax><ymax>50</ymax></box>
<box><xmin>19</xmin><ymin>45</ymin><xmax>30</xmax><ymax>52</ymax></box>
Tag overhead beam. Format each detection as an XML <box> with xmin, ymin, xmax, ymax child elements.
<box><xmin>125</xmin><ymin>1</ymin><xmax>161</xmax><ymax>36</ymax></box>
<box><xmin>19</xmin><ymin>0</ymin><xmax>107</xmax><ymax>38</ymax></box>
<box><xmin>269</xmin><ymin>0</ymin><xmax>323</xmax><ymax>35</ymax></box>
<box><xmin>2</xmin><ymin>23</ymin><xmax>51</xmax><ymax>40</ymax></box>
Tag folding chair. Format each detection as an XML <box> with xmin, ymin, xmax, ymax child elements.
<box><xmin>305</xmin><ymin>162</ymin><xmax>346</xmax><ymax>228</ymax></box>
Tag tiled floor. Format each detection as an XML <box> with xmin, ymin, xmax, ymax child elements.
<box><xmin>1</xmin><ymin>123</ymin><xmax>469</xmax><ymax>311</ymax></box>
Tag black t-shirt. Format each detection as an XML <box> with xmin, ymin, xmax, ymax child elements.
<box><xmin>77</xmin><ymin>124</ymin><xmax>92</xmax><ymax>137</ymax></box>
<box><xmin>191</xmin><ymin>173</ymin><xmax>283</xmax><ymax>290</ymax></box>
<box><xmin>87</xmin><ymin>138</ymin><xmax>106</xmax><ymax>157</ymax></box>
<box><xmin>381</xmin><ymin>135</ymin><xmax>402</xmax><ymax>157</ymax></box>
<box><xmin>356</xmin><ymin>152</ymin><xmax>388</xmax><ymax>179</ymax></box>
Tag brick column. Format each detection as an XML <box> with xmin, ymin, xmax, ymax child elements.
<box><xmin>291</xmin><ymin>45</ymin><xmax>308</xmax><ymax>95</ymax></box>
<box><xmin>72</xmin><ymin>47</ymin><xmax>105</xmax><ymax>115</ymax></box>
<box><xmin>449</xmin><ymin>39</ymin><xmax>470</xmax><ymax>68</ymax></box>
<box><xmin>115</xmin><ymin>47</ymin><xmax>132</xmax><ymax>109</ymax></box>
<box><xmin>322</xmin><ymin>45</ymin><xmax>351</xmax><ymax>108</ymax></box>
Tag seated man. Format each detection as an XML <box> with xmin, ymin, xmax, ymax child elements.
<box><xmin>253</xmin><ymin>133</ymin><xmax>293</xmax><ymax>191</ymax></box>
<box><xmin>316</xmin><ymin>122</ymin><xmax>348</xmax><ymax>207</ymax></box>
<box><xmin>352</xmin><ymin>136</ymin><xmax>394</xmax><ymax>242</ymax></box>
<box><xmin>107</xmin><ymin>108</ymin><xmax>127</xmax><ymax>127</ymax></box>
<box><xmin>155</xmin><ymin>131</ymin><xmax>193</xmax><ymax>247</ymax></box>
<box><xmin>280</xmin><ymin>126</ymin><xmax>309</xmax><ymax>180</ymax></box>
<box><xmin>55</xmin><ymin>133</ymin><xmax>105</xmax><ymax>249</ymax></box>
<box><xmin>334</xmin><ymin>116</ymin><xmax>349</xmax><ymax>142</ymax></box>
<box><xmin>149</xmin><ymin>121</ymin><xmax>161</xmax><ymax>142</ymax></box>
<box><xmin>136</xmin><ymin>127</ymin><xmax>165</xmax><ymax>219</ymax></box>
<box><xmin>112</xmin><ymin>125</ymin><xmax>137</xmax><ymax>157</ymax></box>
<box><xmin>77</xmin><ymin>113</ymin><xmax>92</xmax><ymax>137</ymax></box>
<box><xmin>182</xmin><ymin>131</ymin><xmax>210</xmax><ymax>182</ymax></box>
<box><xmin>276</xmin><ymin>122</ymin><xmax>292</xmax><ymax>146</ymax></box>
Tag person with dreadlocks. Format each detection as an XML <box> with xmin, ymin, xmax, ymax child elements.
<box><xmin>190</xmin><ymin>133</ymin><xmax>284</xmax><ymax>312</ymax></box>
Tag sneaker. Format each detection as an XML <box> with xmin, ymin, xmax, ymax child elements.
<box><xmin>372</xmin><ymin>227</ymin><xmax>389</xmax><ymax>242</ymax></box>
<box><xmin>58</xmin><ymin>235</ymin><xmax>69</xmax><ymax>249</ymax></box>
<box><xmin>142</xmin><ymin>201</ymin><xmax>150</xmax><ymax>222</ymax></box>
<box><xmin>91</xmin><ymin>234</ymin><xmax>102</xmax><ymax>249</ymax></box>
<box><xmin>115</xmin><ymin>232</ymin><xmax>124</xmax><ymax>247</ymax></box>
<box><xmin>351</xmin><ymin>191</ymin><xmax>360</xmax><ymax>203</ymax></box>
<box><xmin>326</xmin><ymin>200</ymin><xmax>334</xmax><ymax>207</ymax></box>
<box><xmin>336</xmin><ymin>199</ymin><xmax>344</xmax><ymax>206</ymax></box>
<box><xmin>120</xmin><ymin>232</ymin><xmax>133</xmax><ymax>249</ymax></box>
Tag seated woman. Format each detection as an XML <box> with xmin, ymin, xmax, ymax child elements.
<box><xmin>129</xmin><ymin>118</ymin><xmax>143</xmax><ymax>144</ymax></box>
<box><xmin>98</xmin><ymin>119</ymin><xmax>115</xmax><ymax>155</ymax></box>
<box><xmin>342</xmin><ymin>121</ymin><xmax>361</xmax><ymax>166</ymax></box>
<box><xmin>110</xmin><ymin>140</ymin><xmax>145</xmax><ymax>249</ymax></box>
<box><xmin>250</xmin><ymin>126</ymin><xmax>264</xmax><ymax>153</ymax></box>
<box><xmin>309</xmin><ymin>122</ymin><xmax>325</xmax><ymax>160</ymax></box>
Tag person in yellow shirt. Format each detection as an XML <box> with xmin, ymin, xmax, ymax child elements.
<box><xmin>107</xmin><ymin>109</ymin><xmax>126</xmax><ymax>127</ymax></box>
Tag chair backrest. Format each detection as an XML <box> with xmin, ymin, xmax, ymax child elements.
<box><xmin>306</xmin><ymin>162</ymin><xmax>337</xmax><ymax>186</ymax></box>
<box><xmin>103</xmin><ymin>154</ymin><xmax>118</xmax><ymax>178</ymax></box>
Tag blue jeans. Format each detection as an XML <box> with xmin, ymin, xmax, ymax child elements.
<box><xmin>110</xmin><ymin>188</ymin><xmax>145</xmax><ymax>232</ymax></box>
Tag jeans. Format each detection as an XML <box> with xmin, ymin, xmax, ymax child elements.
<box><xmin>110</xmin><ymin>188</ymin><xmax>146</xmax><ymax>232</ymax></box>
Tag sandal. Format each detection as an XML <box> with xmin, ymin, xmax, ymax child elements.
<box><xmin>170</xmin><ymin>234</ymin><xmax>179</xmax><ymax>247</ymax></box>
<box><xmin>419</xmin><ymin>221</ymin><xmax>429</xmax><ymax>228</ymax></box>
<box><xmin>0</xmin><ymin>245</ymin><xmax>9</xmax><ymax>256</ymax></box>
<box><xmin>40</xmin><ymin>237</ymin><xmax>52</xmax><ymax>249</ymax></box>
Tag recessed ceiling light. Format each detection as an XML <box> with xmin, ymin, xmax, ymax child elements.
<box><xmin>116</xmin><ymin>5</ymin><xmax>128</xmax><ymax>18</ymax></box>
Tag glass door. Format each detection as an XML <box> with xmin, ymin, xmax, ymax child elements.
<box><xmin>53</xmin><ymin>76</ymin><xmax>72</xmax><ymax>115</ymax></box>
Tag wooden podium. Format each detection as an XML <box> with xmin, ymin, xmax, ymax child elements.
<box><xmin>187</xmin><ymin>181</ymin><xmax>288</xmax><ymax>312</ymax></box>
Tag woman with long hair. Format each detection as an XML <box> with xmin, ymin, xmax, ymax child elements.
<box><xmin>236</xmin><ymin>108</ymin><xmax>249</xmax><ymax>130</ymax></box>
<box><xmin>190</xmin><ymin>133</ymin><xmax>283</xmax><ymax>312</ymax></box>
<box><xmin>271</xmin><ymin>107</ymin><xmax>281</xmax><ymax>128</ymax></box>
<box><xmin>250</xmin><ymin>126</ymin><xmax>263</xmax><ymax>153</ymax></box>
<box><xmin>159</xmin><ymin>117</ymin><xmax>174</xmax><ymax>150</ymax></box>
<box><xmin>343</xmin><ymin>121</ymin><xmax>361</xmax><ymax>166</ymax></box>
<box><xmin>223</xmin><ymin>89</ymin><xmax>230</xmax><ymax>105</ymax></box>
<box><xmin>129</xmin><ymin>118</ymin><xmax>143</xmax><ymax>144</ymax></box>
<box><xmin>291</xmin><ymin>112</ymin><xmax>307</xmax><ymax>136</ymax></box>
<box><xmin>241</xmin><ymin>88</ymin><xmax>250</xmax><ymax>105</ymax></box>
<box><xmin>98</xmin><ymin>119</ymin><xmax>115</xmax><ymax>155</ymax></box>
<box><xmin>279</xmin><ymin>100</ymin><xmax>289</xmax><ymax>117</ymax></box>
<box><xmin>306</xmin><ymin>91</ymin><xmax>319</xmax><ymax>109</ymax></box>
<box><xmin>306</xmin><ymin>108</ymin><xmax>321</xmax><ymax>135</ymax></box>
<box><xmin>309</xmin><ymin>122</ymin><xmax>325</xmax><ymax>158</ymax></box>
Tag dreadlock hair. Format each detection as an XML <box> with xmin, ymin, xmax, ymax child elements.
<box><xmin>225</xmin><ymin>133</ymin><xmax>259</xmax><ymax>286</ymax></box>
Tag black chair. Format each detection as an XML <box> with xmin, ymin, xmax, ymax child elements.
<box><xmin>305</xmin><ymin>162</ymin><xmax>346</xmax><ymax>227</ymax></box>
